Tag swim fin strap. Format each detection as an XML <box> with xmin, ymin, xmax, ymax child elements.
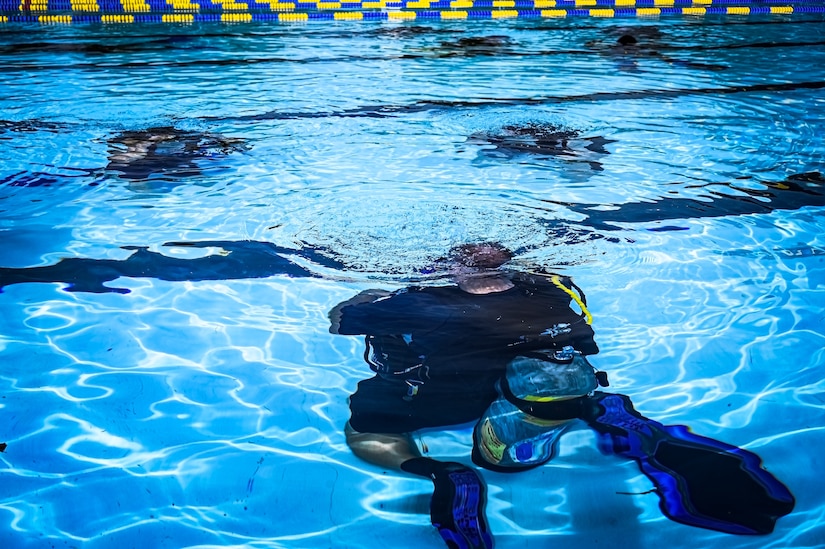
<box><xmin>580</xmin><ymin>393</ymin><xmax>795</xmax><ymax>535</ymax></box>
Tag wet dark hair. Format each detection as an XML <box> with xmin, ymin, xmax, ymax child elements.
<box><xmin>617</xmin><ymin>34</ymin><xmax>638</xmax><ymax>46</ymax></box>
<box><xmin>448</xmin><ymin>242</ymin><xmax>513</xmax><ymax>269</ymax></box>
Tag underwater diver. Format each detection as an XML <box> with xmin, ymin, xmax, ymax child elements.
<box><xmin>0</xmin><ymin>36</ymin><xmax>197</xmax><ymax>56</ymax></box>
<box><xmin>0</xmin><ymin>240</ymin><xmax>342</xmax><ymax>294</ymax></box>
<box><xmin>435</xmin><ymin>35</ymin><xmax>515</xmax><ymax>57</ymax></box>
<box><xmin>329</xmin><ymin>242</ymin><xmax>794</xmax><ymax>549</ymax></box>
<box><xmin>466</xmin><ymin>122</ymin><xmax>614</xmax><ymax>171</ymax></box>
<box><xmin>0</xmin><ymin>125</ymin><xmax>247</xmax><ymax>190</ymax></box>
<box><xmin>587</xmin><ymin>26</ymin><xmax>727</xmax><ymax>72</ymax></box>
<box><xmin>105</xmin><ymin>126</ymin><xmax>247</xmax><ymax>182</ymax></box>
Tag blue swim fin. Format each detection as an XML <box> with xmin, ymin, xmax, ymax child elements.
<box><xmin>430</xmin><ymin>464</ymin><xmax>494</xmax><ymax>549</ymax></box>
<box><xmin>401</xmin><ymin>458</ymin><xmax>494</xmax><ymax>549</ymax></box>
<box><xmin>581</xmin><ymin>393</ymin><xmax>795</xmax><ymax>535</ymax></box>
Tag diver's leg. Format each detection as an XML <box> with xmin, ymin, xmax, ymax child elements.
<box><xmin>347</xmin><ymin>374</ymin><xmax>494</xmax><ymax>548</ymax></box>
<box><xmin>345</xmin><ymin>421</ymin><xmax>420</xmax><ymax>470</ymax></box>
<box><xmin>346</xmin><ymin>423</ymin><xmax>493</xmax><ymax>549</ymax></box>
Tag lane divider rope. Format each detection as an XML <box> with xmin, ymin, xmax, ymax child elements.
<box><xmin>4</xmin><ymin>0</ymin><xmax>824</xmax><ymax>9</ymax></box>
<box><xmin>2</xmin><ymin>1</ymin><xmax>824</xmax><ymax>21</ymax></box>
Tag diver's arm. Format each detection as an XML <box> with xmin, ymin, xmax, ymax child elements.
<box><xmin>328</xmin><ymin>289</ymin><xmax>392</xmax><ymax>334</ymax></box>
<box><xmin>329</xmin><ymin>288</ymin><xmax>446</xmax><ymax>336</ymax></box>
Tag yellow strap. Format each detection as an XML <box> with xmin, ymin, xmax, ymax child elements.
<box><xmin>551</xmin><ymin>275</ymin><xmax>592</xmax><ymax>325</ymax></box>
<box><xmin>479</xmin><ymin>419</ymin><xmax>506</xmax><ymax>462</ymax></box>
<box><xmin>521</xmin><ymin>394</ymin><xmax>565</xmax><ymax>402</ymax></box>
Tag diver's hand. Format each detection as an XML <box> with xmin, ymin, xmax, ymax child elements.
<box><xmin>328</xmin><ymin>289</ymin><xmax>392</xmax><ymax>334</ymax></box>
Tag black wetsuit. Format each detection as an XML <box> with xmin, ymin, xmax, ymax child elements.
<box><xmin>335</xmin><ymin>273</ymin><xmax>598</xmax><ymax>433</ymax></box>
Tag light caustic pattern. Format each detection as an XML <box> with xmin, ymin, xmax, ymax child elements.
<box><xmin>1</xmin><ymin>17</ymin><xmax>825</xmax><ymax>549</ymax></box>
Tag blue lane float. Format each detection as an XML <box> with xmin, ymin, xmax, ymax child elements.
<box><xmin>1</xmin><ymin>0</ymin><xmax>825</xmax><ymax>24</ymax></box>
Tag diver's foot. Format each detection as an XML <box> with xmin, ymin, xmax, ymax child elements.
<box><xmin>430</xmin><ymin>463</ymin><xmax>494</xmax><ymax>549</ymax></box>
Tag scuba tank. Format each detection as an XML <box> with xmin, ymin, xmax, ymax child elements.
<box><xmin>474</xmin><ymin>346</ymin><xmax>605</xmax><ymax>470</ymax></box>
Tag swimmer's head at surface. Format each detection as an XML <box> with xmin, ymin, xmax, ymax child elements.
<box><xmin>617</xmin><ymin>34</ymin><xmax>638</xmax><ymax>46</ymax></box>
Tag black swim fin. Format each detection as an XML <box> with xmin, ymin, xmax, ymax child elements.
<box><xmin>580</xmin><ymin>393</ymin><xmax>795</xmax><ymax>535</ymax></box>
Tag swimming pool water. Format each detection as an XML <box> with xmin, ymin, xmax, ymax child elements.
<box><xmin>1</xmin><ymin>15</ymin><xmax>825</xmax><ymax>549</ymax></box>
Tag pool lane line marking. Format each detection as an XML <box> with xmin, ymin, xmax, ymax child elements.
<box><xmin>200</xmin><ymin>79</ymin><xmax>825</xmax><ymax>121</ymax></box>
<box><xmin>3</xmin><ymin>35</ymin><xmax>823</xmax><ymax>67</ymax></box>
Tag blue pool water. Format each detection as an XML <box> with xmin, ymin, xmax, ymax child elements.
<box><xmin>2</xmin><ymin>15</ymin><xmax>825</xmax><ymax>549</ymax></box>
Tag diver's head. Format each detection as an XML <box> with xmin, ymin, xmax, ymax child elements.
<box><xmin>448</xmin><ymin>241</ymin><xmax>513</xmax><ymax>269</ymax></box>
<box><xmin>445</xmin><ymin>242</ymin><xmax>515</xmax><ymax>294</ymax></box>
